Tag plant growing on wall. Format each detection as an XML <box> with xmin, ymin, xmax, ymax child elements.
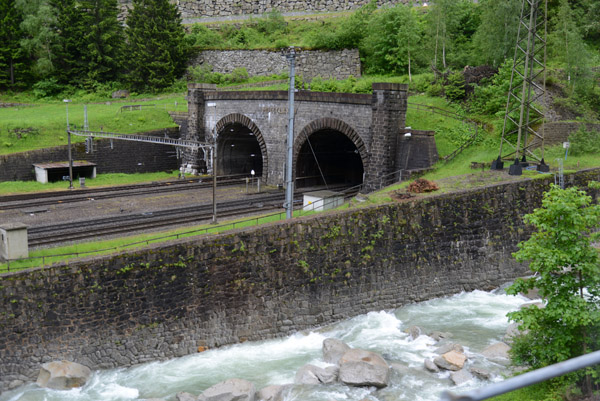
<box><xmin>506</xmin><ymin>183</ymin><xmax>600</xmax><ymax>394</ymax></box>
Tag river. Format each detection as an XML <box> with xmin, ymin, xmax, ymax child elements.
<box><xmin>1</xmin><ymin>287</ymin><xmax>529</xmax><ymax>401</ymax></box>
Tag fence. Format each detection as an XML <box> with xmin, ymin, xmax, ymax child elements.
<box><xmin>0</xmin><ymin>183</ymin><xmax>365</xmax><ymax>274</ymax></box>
<box><xmin>440</xmin><ymin>350</ymin><xmax>600</xmax><ymax>401</ymax></box>
<box><xmin>408</xmin><ymin>102</ymin><xmax>483</xmax><ymax>163</ymax></box>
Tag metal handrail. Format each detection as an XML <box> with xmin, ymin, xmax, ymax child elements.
<box><xmin>408</xmin><ymin>102</ymin><xmax>484</xmax><ymax>163</ymax></box>
<box><xmin>440</xmin><ymin>351</ymin><xmax>600</xmax><ymax>401</ymax></box>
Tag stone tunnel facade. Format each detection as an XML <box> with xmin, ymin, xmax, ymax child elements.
<box><xmin>185</xmin><ymin>83</ymin><xmax>438</xmax><ymax>192</ymax></box>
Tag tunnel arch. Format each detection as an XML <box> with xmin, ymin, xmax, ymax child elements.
<box><xmin>294</xmin><ymin>118</ymin><xmax>367</xmax><ymax>188</ymax></box>
<box><xmin>215</xmin><ymin>113</ymin><xmax>268</xmax><ymax>178</ymax></box>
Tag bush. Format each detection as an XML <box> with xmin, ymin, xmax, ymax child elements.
<box><xmin>32</xmin><ymin>78</ymin><xmax>64</xmax><ymax>98</ymax></box>
<box><xmin>568</xmin><ymin>125</ymin><xmax>600</xmax><ymax>156</ymax></box>
<box><xmin>189</xmin><ymin>24</ymin><xmax>225</xmax><ymax>48</ymax></box>
<box><xmin>254</xmin><ymin>10</ymin><xmax>287</xmax><ymax>35</ymax></box>
<box><xmin>229</xmin><ymin>68</ymin><xmax>249</xmax><ymax>84</ymax></box>
<box><xmin>409</xmin><ymin>73</ymin><xmax>434</xmax><ymax>93</ymax></box>
<box><xmin>445</xmin><ymin>72</ymin><xmax>466</xmax><ymax>101</ymax></box>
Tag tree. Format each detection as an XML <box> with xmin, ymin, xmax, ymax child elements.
<box><xmin>548</xmin><ymin>0</ymin><xmax>593</xmax><ymax>98</ymax></box>
<box><xmin>472</xmin><ymin>0</ymin><xmax>521</xmax><ymax>67</ymax></box>
<box><xmin>361</xmin><ymin>4</ymin><xmax>422</xmax><ymax>78</ymax></box>
<box><xmin>506</xmin><ymin>183</ymin><xmax>600</xmax><ymax>392</ymax></box>
<box><xmin>425</xmin><ymin>0</ymin><xmax>475</xmax><ymax>70</ymax></box>
<box><xmin>80</xmin><ymin>0</ymin><xmax>124</xmax><ymax>84</ymax></box>
<box><xmin>0</xmin><ymin>0</ymin><xmax>31</xmax><ymax>88</ymax></box>
<box><xmin>48</xmin><ymin>0</ymin><xmax>86</xmax><ymax>85</ymax></box>
<box><xmin>125</xmin><ymin>0</ymin><xmax>190</xmax><ymax>91</ymax></box>
<box><xmin>15</xmin><ymin>0</ymin><xmax>61</xmax><ymax>78</ymax></box>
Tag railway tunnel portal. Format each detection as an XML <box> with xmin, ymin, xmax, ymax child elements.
<box><xmin>185</xmin><ymin>83</ymin><xmax>438</xmax><ymax>192</ymax></box>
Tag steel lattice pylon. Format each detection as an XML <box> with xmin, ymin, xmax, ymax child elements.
<box><xmin>491</xmin><ymin>0</ymin><xmax>549</xmax><ymax>175</ymax></box>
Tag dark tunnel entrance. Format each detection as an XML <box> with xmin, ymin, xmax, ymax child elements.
<box><xmin>217</xmin><ymin>123</ymin><xmax>263</xmax><ymax>176</ymax></box>
<box><xmin>295</xmin><ymin>129</ymin><xmax>364</xmax><ymax>188</ymax></box>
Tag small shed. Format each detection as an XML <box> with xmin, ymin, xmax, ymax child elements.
<box><xmin>303</xmin><ymin>190</ymin><xmax>344</xmax><ymax>212</ymax></box>
<box><xmin>33</xmin><ymin>161</ymin><xmax>97</xmax><ymax>184</ymax></box>
<box><xmin>0</xmin><ymin>223</ymin><xmax>29</xmax><ymax>261</ymax></box>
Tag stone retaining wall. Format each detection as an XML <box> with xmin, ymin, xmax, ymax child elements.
<box><xmin>176</xmin><ymin>0</ymin><xmax>410</xmax><ymax>19</ymax></box>
<box><xmin>540</xmin><ymin>121</ymin><xmax>600</xmax><ymax>146</ymax></box>
<box><xmin>0</xmin><ymin>128</ymin><xmax>180</xmax><ymax>182</ymax></box>
<box><xmin>1</xmin><ymin>168</ymin><xmax>599</xmax><ymax>392</ymax></box>
<box><xmin>191</xmin><ymin>49</ymin><xmax>362</xmax><ymax>81</ymax></box>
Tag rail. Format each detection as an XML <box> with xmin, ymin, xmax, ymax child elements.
<box><xmin>439</xmin><ymin>351</ymin><xmax>600</xmax><ymax>401</ymax></box>
<box><xmin>0</xmin><ymin>184</ymin><xmax>361</xmax><ymax>274</ymax></box>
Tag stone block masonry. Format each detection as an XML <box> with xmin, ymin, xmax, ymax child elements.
<box><xmin>0</xmin><ymin>128</ymin><xmax>180</xmax><ymax>182</ymax></box>
<box><xmin>119</xmin><ymin>0</ymin><xmax>425</xmax><ymax>20</ymax></box>
<box><xmin>1</xmin><ymin>168</ymin><xmax>599</xmax><ymax>392</ymax></box>
<box><xmin>191</xmin><ymin>49</ymin><xmax>362</xmax><ymax>81</ymax></box>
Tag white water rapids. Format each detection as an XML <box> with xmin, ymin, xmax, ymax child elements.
<box><xmin>1</xmin><ymin>287</ymin><xmax>531</xmax><ymax>401</ymax></box>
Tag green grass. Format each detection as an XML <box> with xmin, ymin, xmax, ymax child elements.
<box><xmin>0</xmin><ymin>97</ymin><xmax>186</xmax><ymax>155</ymax></box>
<box><xmin>488</xmin><ymin>377</ymin><xmax>572</xmax><ymax>401</ymax></box>
<box><xmin>0</xmin><ymin>171</ymin><xmax>181</xmax><ymax>195</ymax></box>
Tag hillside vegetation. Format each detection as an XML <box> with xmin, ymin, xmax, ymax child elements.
<box><xmin>1</xmin><ymin>0</ymin><xmax>599</xmax><ymax>179</ymax></box>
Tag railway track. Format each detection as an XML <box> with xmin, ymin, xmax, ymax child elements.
<box><xmin>28</xmin><ymin>192</ymin><xmax>288</xmax><ymax>247</ymax></box>
<box><xmin>0</xmin><ymin>175</ymin><xmax>247</xmax><ymax>211</ymax></box>
<box><xmin>21</xmin><ymin>183</ymin><xmax>359</xmax><ymax>248</ymax></box>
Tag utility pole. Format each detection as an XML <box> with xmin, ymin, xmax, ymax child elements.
<box><xmin>64</xmin><ymin>99</ymin><xmax>74</xmax><ymax>189</ymax></box>
<box><xmin>212</xmin><ymin>143</ymin><xmax>217</xmax><ymax>224</ymax></box>
<box><xmin>491</xmin><ymin>0</ymin><xmax>549</xmax><ymax>175</ymax></box>
<box><xmin>283</xmin><ymin>47</ymin><xmax>296</xmax><ymax>219</ymax></box>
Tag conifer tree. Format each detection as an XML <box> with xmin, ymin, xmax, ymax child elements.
<box><xmin>80</xmin><ymin>0</ymin><xmax>125</xmax><ymax>84</ymax></box>
<box><xmin>125</xmin><ymin>0</ymin><xmax>190</xmax><ymax>91</ymax></box>
<box><xmin>49</xmin><ymin>0</ymin><xmax>86</xmax><ymax>84</ymax></box>
<box><xmin>0</xmin><ymin>0</ymin><xmax>31</xmax><ymax>88</ymax></box>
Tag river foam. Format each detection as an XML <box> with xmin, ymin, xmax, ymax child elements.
<box><xmin>1</xmin><ymin>288</ymin><xmax>531</xmax><ymax>401</ymax></box>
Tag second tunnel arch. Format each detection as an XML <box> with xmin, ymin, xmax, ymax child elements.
<box><xmin>294</xmin><ymin>118</ymin><xmax>368</xmax><ymax>188</ymax></box>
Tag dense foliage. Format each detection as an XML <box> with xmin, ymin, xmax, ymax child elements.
<box><xmin>126</xmin><ymin>0</ymin><xmax>190</xmax><ymax>91</ymax></box>
<box><xmin>1</xmin><ymin>0</ymin><xmax>189</xmax><ymax>93</ymax></box>
<box><xmin>506</xmin><ymin>184</ymin><xmax>600</xmax><ymax>393</ymax></box>
<box><xmin>0</xmin><ymin>0</ymin><xmax>599</xmax><ymax>103</ymax></box>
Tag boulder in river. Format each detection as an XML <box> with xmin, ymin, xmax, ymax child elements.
<box><xmin>435</xmin><ymin>343</ymin><xmax>464</xmax><ymax>355</ymax></box>
<box><xmin>36</xmin><ymin>360</ymin><xmax>92</xmax><ymax>390</ymax></box>
<box><xmin>197</xmin><ymin>378</ymin><xmax>255</xmax><ymax>401</ymax></box>
<box><xmin>481</xmin><ymin>342</ymin><xmax>511</xmax><ymax>360</ymax></box>
<box><xmin>406</xmin><ymin>325</ymin><xmax>424</xmax><ymax>340</ymax></box>
<box><xmin>433</xmin><ymin>350</ymin><xmax>467</xmax><ymax>371</ymax></box>
<box><xmin>256</xmin><ymin>384</ymin><xmax>290</xmax><ymax>401</ymax></box>
<box><xmin>177</xmin><ymin>393</ymin><xmax>198</xmax><ymax>401</ymax></box>
<box><xmin>469</xmin><ymin>367</ymin><xmax>492</xmax><ymax>381</ymax></box>
<box><xmin>424</xmin><ymin>358</ymin><xmax>440</xmax><ymax>373</ymax></box>
<box><xmin>295</xmin><ymin>364</ymin><xmax>338</xmax><ymax>385</ymax></box>
<box><xmin>322</xmin><ymin>338</ymin><xmax>351</xmax><ymax>365</ymax></box>
<box><xmin>429</xmin><ymin>331</ymin><xmax>453</xmax><ymax>342</ymax></box>
<box><xmin>450</xmin><ymin>369</ymin><xmax>473</xmax><ymax>385</ymax></box>
<box><xmin>338</xmin><ymin>349</ymin><xmax>390</xmax><ymax>388</ymax></box>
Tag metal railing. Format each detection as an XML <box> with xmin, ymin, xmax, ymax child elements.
<box><xmin>0</xmin><ymin>183</ymin><xmax>362</xmax><ymax>274</ymax></box>
<box><xmin>408</xmin><ymin>102</ymin><xmax>484</xmax><ymax>163</ymax></box>
<box><xmin>120</xmin><ymin>104</ymin><xmax>156</xmax><ymax>112</ymax></box>
<box><xmin>440</xmin><ymin>351</ymin><xmax>600</xmax><ymax>401</ymax></box>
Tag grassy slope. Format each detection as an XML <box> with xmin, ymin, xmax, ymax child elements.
<box><xmin>0</xmin><ymin>97</ymin><xmax>186</xmax><ymax>155</ymax></box>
